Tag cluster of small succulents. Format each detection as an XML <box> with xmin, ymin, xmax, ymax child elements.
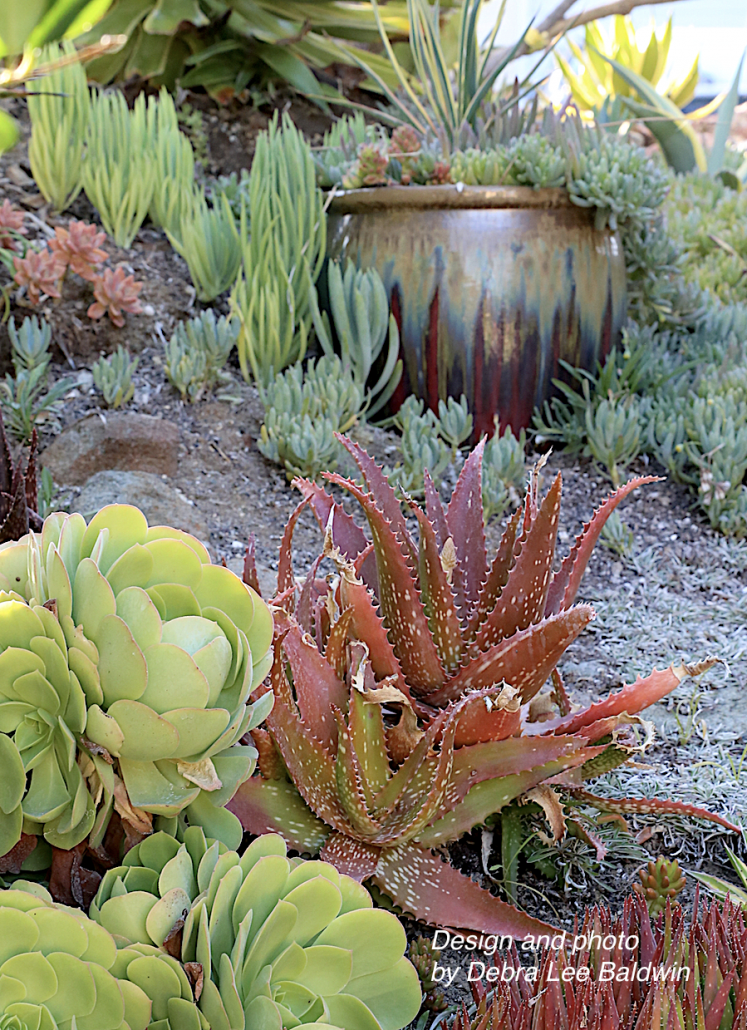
<box><xmin>6</xmin><ymin>208</ymin><xmax>144</xmax><ymax>329</ymax></box>
<box><xmin>164</xmin><ymin>311</ymin><xmax>239</xmax><ymax>403</ymax></box>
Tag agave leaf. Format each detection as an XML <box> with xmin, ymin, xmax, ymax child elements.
<box><xmin>319</xmin><ymin>832</ymin><xmax>382</xmax><ymax>882</ymax></box>
<box><xmin>412</xmin><ymin>505</ymin><xmax>463</xmax><ymax>672</ymax></box>
<box><xmin>474</xmin><ymin>474</ymin><xmax>562</xmax><ymax>651</ymax></box>
<box><xmin>326</xmin><ymin>472</ymin><xmax>446</xmax><ymax>693</ymax></box>
<box><xmin>565</xmin><ymin>788</ymin><xmax>740</xmax><ymax>832</ymax></box>
<box><xmin>707</xmin><ymin>51</ymin><xmax>745</xmax><ymax>177</ymax></box>
<box><xmin>281</xmin><ymin>621</ymin><xmax>347</xmax><ymax>750</ymax></box>
<box><xmin>426</xmin><ymin>606</ymin><xmax>594</xmax><ymax>708</ymax></box>
<box><xmin>598</xmin><ymin>53</ymin><xmax>707</xmax><ymax>172</ymax></box>
<box><xmin>446</xmin><ymin>441</ymin><xmax>488</xmax><ymax>618</ymax></box>
<box><xmin>371</xmin><ymin>843</ymin><xmax>557</xmax><ymax>936</ymax></box>
<box><xmin>545</xmin><ymin>475</ymin><xmax>660</xmax><ymax>616</ymax></box>
<box><xmin>466</xmin><ymin>506</ymin><xmax>522</xmax><ymax>641</ymax></box>
<box><xmin>227</xmin><ymin>778</ymin><xmax>329</xmax><ymax>853</ymax></box>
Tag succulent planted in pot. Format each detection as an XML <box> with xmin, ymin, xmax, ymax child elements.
<box><xmin>0</xmin><ymin>881</ymin><xmax>205</xmax><ymax>1030</ymax></box>
<box><xmin>90</xmin><ymin>826</ymin><xmax>422</xmax><ymax>1030</ymax></box>
<box><xmin>0</xmin><ymin>504</ymin><xmax>274</xmax><ymax>881</ymax></box>
<box><xmin>230</xmin><ymin>438</ymin><xmax>736</xmax><ymax>936</ymax></box>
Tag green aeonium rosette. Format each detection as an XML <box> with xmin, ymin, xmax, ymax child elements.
<box><xmin>0</xmin><ymin>505</ymin><xmax>273</xmax><ymax>864</ymax></box>
<box><xmin>90</xmin><ymin>828</ymin><xmax>422</xmax><ymax>1030</ymax></box>
<box><xmin>0</xmin><ymin>880</ymin><xmax>205</xmax><ymax>1030</ymax></box>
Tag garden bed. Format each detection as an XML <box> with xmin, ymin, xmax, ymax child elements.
<box><xmin>1</xmin><ymin>88</ymin><xmax>746</xmax><ymax>1021</ymax></box>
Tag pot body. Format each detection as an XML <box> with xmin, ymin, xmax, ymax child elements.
<box><xmin>327</xmin><ymin>184</ymin><xmax>627</xmax><ymax>436</ymax></box>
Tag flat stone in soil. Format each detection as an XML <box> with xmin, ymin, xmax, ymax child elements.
<box><xmin>41</xmin><ymin>412</ymin><xmax>180</xmax><ymax>484</ymax></box>
<box><xmin>72</xmin><ymin>470</ymin><xmax>208</xmax><ymax>540</ymax></box>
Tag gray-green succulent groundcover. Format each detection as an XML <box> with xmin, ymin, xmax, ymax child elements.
<box><xmin>0</xmin><ymin>880</ymin><xmax>205</xmax><ymax>1030</ymax></box>
<box><xmin>91</xmin><ymin>828</ymin><xmax>422</xmax><ymax>1030</ymax></box>
<box><xmin>0</xmin><ymin>504</ymin><xmax>274</xmax><ymax>864</ymax></box>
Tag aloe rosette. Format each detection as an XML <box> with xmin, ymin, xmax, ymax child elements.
<box><xmin>0</xmin><ymin>504</ymin><xmax>274</xmax><ymax>864</ymax></box>
<box><xmin>230</xmin><ymin>439</ymin><xmax>738</xmax><ymax>937</ymax></box>
<box><xmin>0</xmin><ymin>881</ymin><xmax>204</xmax><ymax>1030</ymax></box>
<box><xmin>90</xmin><ymin>827</ymin><xmax>422</xmax><ymax>1030</ymax></box>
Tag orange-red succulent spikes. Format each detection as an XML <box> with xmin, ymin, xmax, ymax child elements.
<box><xmin>474</xmin><ymin>473</ymin><xmax>563</xmax><ymax>651</ymax></box>
<box><xmin>545</xmin><ymin>475</ymin><xmax>661</xmax><ymax>616</ymax></box>
<box><xmin>227</xmin><ymin>777</ymin><xmax>329</xmax><ymax>853</ymax></box>
<box><xmin>325</xmin><ymin>471</ymin><xmax>447</xmax><ymax>693</ymax></box>
<box><xmin>446</xmin><ymin>440</ymin><xmax>488</xmax><ymax>619</ymax></box>
<box><xmin>319</xmin><ymin>832</ymin><xmax>381</xmax><ymax>882</ymax></box>
<box><xmin>371</xmin><ymin>844</ymin><xmax>559</xmax><ymax>937</ymax></box>
<box><xmin>424</xmin><ymin>606</ymin><xmax>594</xmax><ymax>708</ymax></box>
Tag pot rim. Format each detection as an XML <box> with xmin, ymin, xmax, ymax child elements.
<box><xmin>326</xmin><ymin>183</ymin><xmax>576</xmax><ymax>213</ymax></box>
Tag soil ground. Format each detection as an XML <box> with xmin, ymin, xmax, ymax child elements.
<box><xmin>1</xmin><ymin>88</ymin><xmax>746</xmax><ymax>1022</ymax></box>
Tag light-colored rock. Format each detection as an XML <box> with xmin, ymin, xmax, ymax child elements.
<box><xmin>73</xmin><ymin>471</ymin><xmax>208</xmax><ymax>540</ymax></box>
<box><xmin>41</xmin><ymin>412</ymin><xmax>179</xmax><ymax>485</ymax></box>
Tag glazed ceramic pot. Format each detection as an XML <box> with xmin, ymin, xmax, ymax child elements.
<box><xmin>327</xmin><ymin>184</ymin><xmax>627</xmax><ymax>436</ymax></box>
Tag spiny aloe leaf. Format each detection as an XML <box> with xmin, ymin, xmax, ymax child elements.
<box><xmin>277</xmin><ymin>498</ymin><xmax>308</xmax><ymax>600</ymax></box>
<box><xmin>348</xmin><ymin>686</ymin><xmax>391</xmax><ymax>797</ymax></box>
<box><xmin>325</xmin><ymin>607</ymin><xmax>354</xmax><ymax>681</ymax></box>
<box><xmin>423</xmin><ymin>469</ymin><xmax>448</xmax><ymax>550</ymax></box>
<box><xmin>466</xmin><ymin>506</ymin><xmax>522</xmax><ymax>642</ymax></box>
<box><xmin>371</xmin><ymin>843</ymin><xmax>558</xmax><ymax>936</ymax></box>
<box><xmin>319</xmin><ymin>832</ymin><xmax>382</xmax><ymax>882</ymax></box>
<box><xmin>336</xmin><ymin>435</ymin><xmax>416</xmax><ymax>562</ymax></box>
<box><xmin>295</xmin><ymin>555</ymin><xmax>323</xmax><ymax>636</ymax></box>
<box><xmin>227</xmin><ymin>777</ymin><xmax>329</xmax><ymax>853</ymax></box>
<box><xmin>448</xmin><ymin>735</ymin><xmax>595</xmax><ymax>803</ymax></box>
<box><xmin>545</xmin><ymin>475</ymin><xmax>660</xmax><ymax>615</ymax></box>
<box><xmin>281</xmin><ymin>621</ymin><xmax>347</xmax><ymax>750</ymax></box>
<box><xmin>335</xmin><ymin>709</ymin><xmax>385</xmax><ymax>837</ymax></box>
<box><xmin>425</xmin><ymin>606</ymin><xmax>594</xmax><ymax>708</ymax></box>
<box><xmin>337</xmin><ymin>564</ymin><xmax>412</xmax><ymax>699</ymax></box>
<box><xmin>537</xmin><ymin>662</ymin><xmax>707</xmax><ymax>736</ymax></box>
<box><xmin>292</xmin><ymin>477</ymin><xmax>370</xmax><ymax>568</ymax></box>
<box><xmin>326</xmin><ymin>472</ymin><xmax>446</xmax><ymax>693</ymax></box>
<box><xmin>452</xmin><ymin>690</ymin><xmax>521</xmax><ymax>747</ymax></box>
<box><xmin>565</xmin><ymin>788</ymin><xmax>740</xmax><ymax>832</ymax></box>
<box><xmin>475</xmin><ymin>474</ymin><xmax>562</xmax><ymax>652</ymax></box>
<box><xmin>372</xmin><ymin>703</ymin><xmax>453</xmax><ymax>817</ymax></box>
<box><xmin>446</xmin><ymin>441</ymin><xmax>488</xmax><ymax>619</ymax></box>
<box><xmin>417</xmin><ymin>751</ymin><xmax>596</xmax><ymax>847</ymax></box>
<box><xmin>412</xmin><ymin>505</ymin><xmax>463</xmax><ymax>672</ymax></box>
<box><xmin>266</xmin><ymin>698</ymin><xmax>349</xmax><ymax>833</ymax></box>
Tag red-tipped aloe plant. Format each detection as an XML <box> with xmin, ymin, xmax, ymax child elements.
<box><xmin>230</xmin><ymin>440</ymin><xmax>738</xmax><ymax>938</ymax></box>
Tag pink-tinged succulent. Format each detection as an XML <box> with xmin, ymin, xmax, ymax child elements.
<box><xmin>49</xmin><ymin>219</ymin><xmax>107</xmax><ymax>281</ymax></box>
<box><xmin>87</xmin><ymin>265</ymin><xmax>143</xmax><ymax>328</ymax></box>
<box><xmin>0</xmin><ymin>199</ymin><xmax>27</xmax><ymax>251</ymax></box>
<box><xmin>230</xmin><ymin>440</ymin><xmax>737</xmax><ymax>938</ymax></box>
<box><xmin>447</xmin><ymin>892</ymin><xmax>747</xmax><ymax>1030</ymax></box>
<box><xmin>12</xmin><ymin>247</ymin><xmax>66</xmax><ymax>304</ymax></box>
